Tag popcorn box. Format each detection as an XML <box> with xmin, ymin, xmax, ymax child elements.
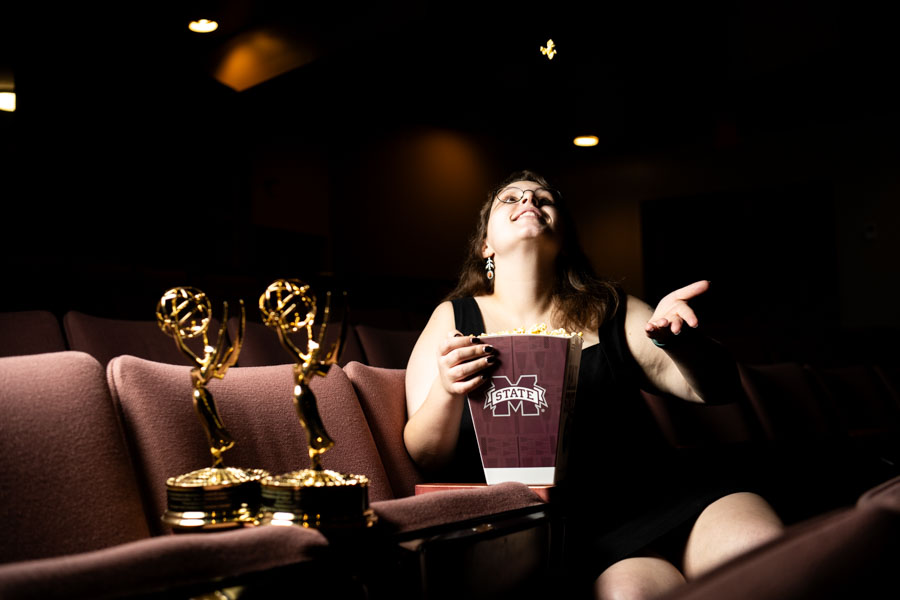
<box><xmin>467</xmin><ymin>331</ymin><xmax>583</xmax><ymax>485</ymax></box>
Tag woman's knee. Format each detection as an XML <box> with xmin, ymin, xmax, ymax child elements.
<box><xmin>594</xmin><ymin>556</ymin><xmax>686</xmax><ymax>600</ymax></box>
<box><xmin>683</xmin><ymin>491</ymin><xmax>784</xmax><ymax>579</ymax></box>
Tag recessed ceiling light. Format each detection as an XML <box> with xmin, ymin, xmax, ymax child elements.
<box><xmin>189</xmin><ymin>19</ymin><xmax>218</xmax><ymax>33</ymax></box>
<box><xmin>573</xmin><ymin>135</ymin><xmax>599</xmax><ymax>147</ymax></box>
<box><xmin>540</xmin><ymin>39</ymin><xmax>557</xmax><ymax>60</ymax></box>
<box><xmin>0</xmin><ymin>92</ymin><xmax>15</xmax><ymax>112</ymax></box>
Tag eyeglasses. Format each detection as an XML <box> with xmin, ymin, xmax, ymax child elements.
<box><xmin>494</xmin><ymin>186</ymin><xmax>560</xmax><ymax>207</ymax></box>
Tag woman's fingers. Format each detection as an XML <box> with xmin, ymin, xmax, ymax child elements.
<box><xmin>674</xmin><ymin>279</ymin><xmax>710</xmax><ymax>301</ymax></box>
<box><xmin>438</xmin><ymin>332</ymin><xmax>498</xmax><ymax>393</ymax></box>
<box><xmin>443</xmin><ymin>351</ymin><xmax>495</xmax><ymax>377</ymax></box>
<box><xmin>646</xmin><ymin>298</ymin><xmax>700</xmax><ymax>340</ymax></box>
<box><xmin>448</xmin><ymin>373</ymin><xmax>490</xmax><ymax>396</ymax></box>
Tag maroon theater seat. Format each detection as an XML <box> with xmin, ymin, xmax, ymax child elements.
<box><xmin>641</xmin><ymin>389</ymin><xmax>761</xmax><ymax>449</ymax></box>
<box><xmin>354</xmin><ymin>325</ymin><xmax>421</xmax><ymax>369</ymax></box>
<box><xmin>106</xmin><ymin>357</ymin><xmax>392</xmax><ymax>534</ymax></box>
<box><xmin>232</xmin><ymin>318</ymin><xmax>366</xmax><ymax>367</ymax></box>
<box><xmin>0</xmin><ymin>311</ymin><xmax>67</xmax><ymax>357</ymax></box>
<box><xmin>857</xmin><ymin>474</ymin><xmax>900</xmax><ymax>511</ymax></box>
<box><xmin>0</xmin><ymin>352</ymin><xmax>151</xmax><ymax>563</ymax></box>
<box><xmin>64</xmin><ymin>311</ymin><xmax>220</xmax><ymax>368</ymax></box>
<box><xmin>665</xmin><ymin>475</ymin><xmax>900</xmax><ymax>600</ymax></box>
<box><xmin>809</xmin><ymin>364</ymin><xmax>900</xmax><ymax>440</ymax></box>
<box><xmin>739</xmin><ymin>362</ymin><xmax>842</xmax><ymax>443</ymax></box>
<box><xmin>344</xmin><ymin>362</ymin><xmax>424</xmax><ymax>498</ymax></box>
<box><xmin>0</xmin><ymin>352</ymin><xmax>341</xmax><ymax>599</ymax></box>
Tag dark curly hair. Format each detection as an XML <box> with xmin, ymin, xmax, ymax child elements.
<box><xmin>444</xmin><ymin>170</ymin><xmax>620</xmax><ymax>331</ymax></box>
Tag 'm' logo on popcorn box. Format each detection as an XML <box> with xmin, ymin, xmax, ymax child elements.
<box><xmin>483</xmin><ymin>375</ymin><xmax>548</xmax><ymax>417</ymax></box>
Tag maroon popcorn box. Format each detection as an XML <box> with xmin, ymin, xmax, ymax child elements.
<box><xmin>467</xmin><ymin>333</ymin><xmax>583</xmax><ymax>485</ymax></box>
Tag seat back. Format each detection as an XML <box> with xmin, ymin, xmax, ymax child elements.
<box><xmin>0</xmin><ymin>310</ymin><xmax>67</xmax><ymax>357</ymax></box>
<box><xmin>232</xmin><ymin>318</ymin><xmax>367</xmax><ymax>367</ymax></box>
<box><xmin>739</xmin><ymin>362</ymin><xmax>843</xmax><ymax>442</ymax></box>
<box><xmin>64</xmin><ymin>311</ymin><xmax>219</xmax><ymax>367</ymax></box>
<box><xmin>107</xmin><ymin>357</ymin><xmax>392</xmax><ymax>534</ymax></box>
<box><xmin>641</xmin><ymin>389</ymin><xmax>761</xmax><ymax>449</ymax></box>
<box><xmin>344</xmin><ymin>362</ymin><xmax>424</xmax><ymax>497</ymax></box>
<box><xmin>354</xmin><ymin>325</ymin><xmax>421</xmax><ymax>369</ymax></box>
<box><xmin>0</xmin><ymin>352</ymin><xmax>150</xmax><ymax>563</ymax></box>
<box><xmin>809</xmin><ymin>364</ymin><xmax>900</xmax><ymax>441</ymax></box>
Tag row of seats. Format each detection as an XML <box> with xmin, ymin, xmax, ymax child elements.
<box><xmin>0</xmin><ymin>350</ymin><xmax>549</xmax><ymax>599</ymax></box>
<box><xmin>5</xmin><ymin>309</ymin><xmax>900</xmax><ymax>509</ymax></box>
<box><xmin>3</xmin><ymin>349</ymin><xmax>900</xmax><ymax>598</ymax></box>
<box><xmin>0</xmin><ymin>309</ymin><xmax>422</xmax><ymax>369</ymax></box>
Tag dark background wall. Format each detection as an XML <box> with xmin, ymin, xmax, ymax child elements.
<box><xmin>2</xmin><ymin>1</ymin><xmax>898</xmax><ymax>365</ymax></box>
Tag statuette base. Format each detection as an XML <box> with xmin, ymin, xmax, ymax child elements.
<box><xmin>259</xmin><ymin>469</ymin><xmax>376</xmax><ymax>531</ymax></box>
<box><xmin>163</xmin><ymin>467</ymin><xmax>269</xmax><ymax>532</ymax></box>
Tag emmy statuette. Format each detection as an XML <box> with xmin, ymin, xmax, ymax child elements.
<box><xmin>257</xmin><ymin>279</ymin><xmax>374</xmax><ymax>532</ymax></box>
<box><xmin>156</xmin><ymin>287</ymin><xmax>268</xmax><ymax>532</ymax></box>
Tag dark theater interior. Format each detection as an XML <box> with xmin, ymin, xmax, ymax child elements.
<box><xmin>2</xmin><ymin>1</ymin><xmax>900</xmax><ymax>599</ymax></box>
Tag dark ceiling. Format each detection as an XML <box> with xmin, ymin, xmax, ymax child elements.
<box><xmin>8</xmin><ymin>1</ymin><xmax>899</xmax><ymax>156</ymax></box>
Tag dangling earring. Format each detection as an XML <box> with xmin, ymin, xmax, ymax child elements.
<box><xmin>485</xmin><ymin>256</ymin><xmax>495</xmax><ymax>281</ymax></box>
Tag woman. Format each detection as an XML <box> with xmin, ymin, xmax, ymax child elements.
<box><xmin>404</xmin><ymin>170</ymin><xmax>783</xmax><ymax>599</ymax></box>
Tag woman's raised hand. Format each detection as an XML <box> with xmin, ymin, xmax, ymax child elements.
<box><xmin>437</xmin><ymin>332</ymin><xmax>497</xmax><ymax>396</ymax></box>
<box><xmin>645</xmin><ymin>280</ymin><xmax>710</xmax><ymax>345</ymax></box>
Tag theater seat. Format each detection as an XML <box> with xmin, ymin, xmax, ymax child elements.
<box><xmin>0</xmin><ymin>311</ymin><xmax>67</xmax><ymax>357</ymax></box>
<box><xmin>0</xmin><ymin>351</ymin><xmax>150</xmax><ymax>562</ymax></box>
<box><xmin>739</xmin><ymin>362</ymin><xmax>842</xmax><ymax>443</ymax></box>
<box><xmin>665</xmin><ymin>476</ymin><xmax>900</xmax><ymax>600</ymax></box>
<box><xmin>106</xmin><ymin>356</ymin><xmax>393</xmax><ymax>534</ymax></box>
<box><xmin>345</xmin><ymin>362</ymin><xmax>424</xmax><ymax>498</ymax></box>
<box><xmin>641</xmin><ymin>389</ymin><xmax>761</xmax><ymax>449</ymax></box>
<box><xmin>232</xmin><ymin>318</ymin><xmax>367</xmax><ymax>367</ymax></box>
<box><xmin>355</xmin><ymin>325</ymin><xmax>421</xmax><ymax>369</ymax></box>
<box><xmin>64</xmin><ymin>311</ymin><xmax>220</xmax><ymax>367</ymax></box>
<box><xmin>0</xmin><ymin>351</ymin><xmax>336</xmax><ymax>600</ymax></box>
<box><xmin>810</xmin><ymin>364</ymin><xmax>900</xmax><ymax>442</ymax></box>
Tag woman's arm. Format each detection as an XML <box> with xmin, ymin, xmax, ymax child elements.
<box><xmin>624</xmin><ymin>281</ymin><xmax>742</xmax><ymax>404</ymax></box>
<box><xmin>404</xmin><ymin>301</ymin><xmax>497</xmax><ymax>471</ymax></box>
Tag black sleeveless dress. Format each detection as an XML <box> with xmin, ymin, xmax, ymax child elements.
<box><xmin>446</xmin><ymin>294</ymin><xmax>745</xmax><ymax>579</ymax></box>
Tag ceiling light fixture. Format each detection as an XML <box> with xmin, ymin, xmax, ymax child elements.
<box><xmin>540</xmin><ymin>39</ymin><xmax>557</xmax><ymax>60</ymax></box>
<box><xmin>573</xmin><ymin>135</ymin><xmax>599</xmax><ymax>147</ymax></box>
<box><xmin>0</xmin><ymin>92</ymin><xmax>15</xmax><ymax>112</ymax></box>
<box><xmin>189</xmin><ymin>19</ymin><xmax>218</xmax><ymax>33</ymax></box>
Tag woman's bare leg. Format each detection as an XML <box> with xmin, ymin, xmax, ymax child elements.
<box><xmin>594</xmin><ymin>555</ymin><xmax>686</xmax><ymax>600</ymax></box>
<box><xmin>682</xmin><ymin>491</ymin><xmax>784</xmax><ymax>579</ymax></box>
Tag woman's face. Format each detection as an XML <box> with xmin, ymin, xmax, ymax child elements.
<box><xmin>482</xmin><ymin>180</ymin><xmax>562</xmax><ymax>258</ymax></box>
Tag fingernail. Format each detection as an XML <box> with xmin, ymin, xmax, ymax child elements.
<box><xmin>471</xmin><ymin>337</ymin><xmax>482</xmax><ymax>344</ymax></box>
<box><xmin>453</xmin><ymin>333</ymin><xmax>463</xmax><ymax>337</ymax></box>
<box><xmin>484</xmin><ymin>345</ymin><xmax>497</xmax><ymax>354</ymax></box>
<box><xmin>486</xmin><ymin>356</ymin><xmax>496</xmax><ymax>364</ymax></box>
